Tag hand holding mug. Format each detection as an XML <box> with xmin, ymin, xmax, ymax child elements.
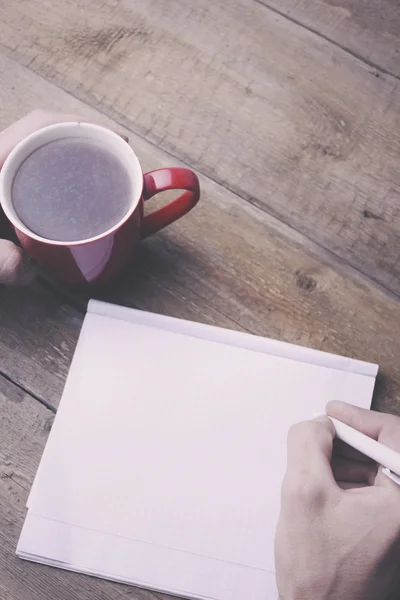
<box><xmin>0</xmin><ymin>110</ymin><xmax>106</xmax><ymax>284</ymax></box>
<box><xmin>0</xmin><ymin>109</ymin><xmax>200</xmax><ymax>287</ymax></box>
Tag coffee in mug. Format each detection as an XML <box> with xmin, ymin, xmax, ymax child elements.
<box><xmin>12</xmin><ymin>138</ymin><xmax>132</xmax><ymax>242</ymax></box>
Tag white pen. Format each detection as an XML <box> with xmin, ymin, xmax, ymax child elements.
<box><xmin>329</xmin><ymin>416</ymin><xmax>400</xmax><ymax>486</ymax></box>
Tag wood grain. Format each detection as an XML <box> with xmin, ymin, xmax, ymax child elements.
<box><xmin>0</xmin><ymin>0</ymin><xmax>400</xmax><ymax>296</ymax></box>
<box><xmin>1</xmin><ymin>55</ymin><xmax>400</xmax><ymax>417</ymax></box>
<box><xmin>0</xmin><ymin>4</ymin><xmax>399</xmax><ymax>599</ymax></box>
<box><xmin>0</xmin><ymin>281</ymin><xmax>80</xmax><ymax>407</ymax></box>
<box><xmin>259</xmin><ymin>0</ymin><xmax>400</xmax><ymax>77</ymax></box>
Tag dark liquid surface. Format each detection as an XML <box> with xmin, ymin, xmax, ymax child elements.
<box><xmin>12</xmin><ymin>138</ymin><xmax>132</xmax><ymax>242</ymax></box>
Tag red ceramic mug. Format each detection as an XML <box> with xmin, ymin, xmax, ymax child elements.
<box><xmin>0</xmin><ymin>122</ymin><xmax>200</xmax><ymax>286</ymax></box>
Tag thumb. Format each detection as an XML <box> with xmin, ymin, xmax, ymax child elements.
<box><xmin>0</xmin><ymin>240</ymin><xmax>36</xmax><ymax>285</ymax></box>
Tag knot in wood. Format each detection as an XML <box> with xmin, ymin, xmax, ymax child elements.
<box><xmin>295</xmin><ymin>271</ymin><xmax>317</xmax><ymax>292</ymax></box>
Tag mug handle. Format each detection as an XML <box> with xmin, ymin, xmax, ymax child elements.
<box><xmin>141</xmin><ymin>167</ymin><xmax>200</xmax><ymax>239</ymax></box>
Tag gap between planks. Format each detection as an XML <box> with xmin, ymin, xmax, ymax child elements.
<box><xmin>2</xmin><ymin>51</ymin><xmax>400</xmax><ymax>308</ymax></box>
<box><xmin>253</xmin><ymin>0</ymin><xmax>400</xmax><ymax>81</ymax></box>
<box><xmin>0</xmin><ymin>369</ymin><xmax>56</xmax><ymax>413</ymax></box>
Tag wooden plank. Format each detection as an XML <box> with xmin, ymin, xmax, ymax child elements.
<box><xmin>1</xmin><ymin>54</ymin><xmax>400</xmax><ymax>416</ymax></box>
<box><xmin>0</xmin><ymin>376</ymin><xmax>170</xmax><ymax>600</ymax></box>
<box><xmin>0</xmin><ymin>282</ymin><xmax>80</xmax><ymax>407</ymax></box>
<box><xmin>1</xmin><ymin>0</ymin><xmax>400</xmax><ymax>296</ymax></box>
<box><xmin>259</xmin><ymin>0</ymin><xmax>400</xmax><ymax>78</ymax></box>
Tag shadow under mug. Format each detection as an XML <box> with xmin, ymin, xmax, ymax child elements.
<box><xmin>0</xmin><ymin>122</ymin><xmax>200</xmax><ymax>287</ymax></box>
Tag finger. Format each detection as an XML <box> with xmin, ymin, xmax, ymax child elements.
<box><xmin>331</xmin><ymin>455</ymin><xmax>378</xmax><ymax>483</ymax></box>
<box><xmin>338</xmin><ymin>481</ymin><xmax>368</xmax><ymax>490</ymax></box>
<box><xmin>328</xmin><ymin>402</ymin><xmax>400</xmax><ymax>490</ymax></box>
<box><xmin>0</xmin><ymin>240</ymin><xmax>36</xmax><ymax>285</ymax></box>
<box><xmin>333</xmin><ymin>437</ymin><xmax>375</xmax><ymax>463</ymax></box>
<box><xmin>327</xmin><ymin>400</ymin><xmax>398</xmax><ymax>441</ymax></box>
<box><xmin>282</xmin><ymin>416</ymin><xmax>340</xmax><ymax>511</ymax></box>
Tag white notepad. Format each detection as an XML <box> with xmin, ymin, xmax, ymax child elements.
<box><xmin>17</xmin><ymin>300</ymin><xmax>378</xmax><ymax>600</ymax></box>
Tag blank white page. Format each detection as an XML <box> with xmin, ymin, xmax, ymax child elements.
<box><xmin>19</xmin><ymin>305</ymin><xmax>376</xmax><ymax>600</ymax></box>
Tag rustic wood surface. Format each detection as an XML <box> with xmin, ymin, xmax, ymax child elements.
<box><xmin>0</xmin><ymin>1</ymin><xmax>400</xmax><ymax>598</ymax></box>
<box><xmin>1</xmin><ymin>0</ymin><xmax>400</xmax><ymax>294</ymax></box>
<box><xmin>260</xmin><ymin>0</ymin><xmax>400</xmax><ymax>77</ymax></box>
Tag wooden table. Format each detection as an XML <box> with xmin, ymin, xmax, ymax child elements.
<box><xmin>0</xmin><ymin>1</ymin><xmax>399</xmax><ymax>598</ymax></box>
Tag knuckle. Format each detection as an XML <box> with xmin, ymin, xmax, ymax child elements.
<box><xmin>28</xmin><ymin>108</ymin><xmax>49</xmax><ymax>120</ymax></box>
<box><xmin>288</xmin><ymin>421</ymin><xmax>312</xmax><ymax>442</ymax></box>
<box><xmin>289</xmin><ymin>420</ymin><xmax>331</xmax><ymax>449</ymax></box>
<box><xmin>26</xmin><ymin>109</ymin><xmax>56</xmax><ymax>131</ymax></box>
<box><xmin>282</xmin><ymin>470</ymin><xmax>323</xmax><ymax>509</ymax></box>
